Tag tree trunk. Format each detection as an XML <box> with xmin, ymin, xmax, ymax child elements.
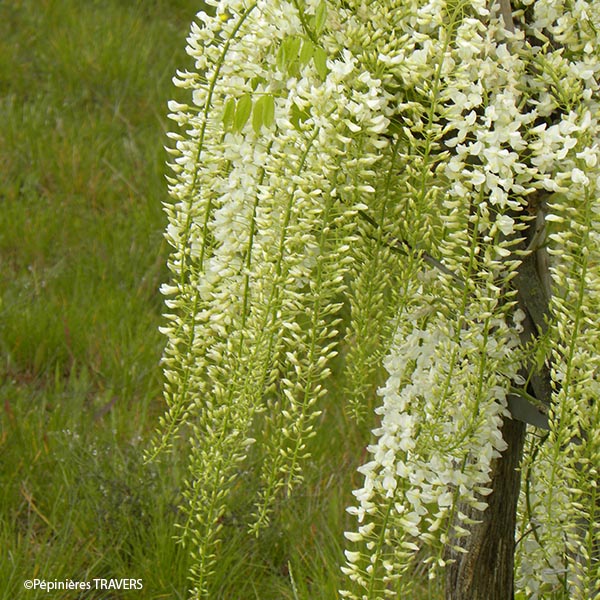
<box><xmin>444</xmin><ymin>417</ymin><xmax>526</xmax><ymax>600</ymax></box>
<box><xmin>444</xmin><ymin>189</ymin><xmax>553</xmax><ymax>599</ymax></box>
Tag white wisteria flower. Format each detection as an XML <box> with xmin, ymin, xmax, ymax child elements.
<box><xmin>156</xmin><ymin>0</ymin><xmax>600</xmax><ymax>597</ymax></box>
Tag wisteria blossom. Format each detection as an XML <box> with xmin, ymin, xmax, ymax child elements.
<box><xmin>156</xmin><ymin>0</ymin><xmax>600</xmax><ymax>597</ymax></box>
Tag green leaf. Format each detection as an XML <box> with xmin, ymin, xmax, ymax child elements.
<box><xmin>286</xmin><ymin>35</ymin><xmax>302</xmax><ymax>61</ymax></box>
<box><xmin>299</xmin><ymin>38</ymin><xmax>314</xmax><ymax>67</ymax></box>
<box><xmin>314</xmin><ymin>1</ymin><xmax>327</xmax><ymax>35</ymax></box>
<box><xmin>234</xmin><ymin>93</ymin><xmax>252</xmax><ymax>132</ymax></box>
<box><xmin>313</xmin><ymin>46</ymin><xmax>328</xmax><ymax>79</ymax></box>
<box><xmin>290</xmin><ymin>103</ymin><xmax>310</xmax><ymax>131</ymax></box>
<box><xmin>276</xmin><ymin>42</ymin><xmax>287</xmax><ymax>72</ymax></box>
<box><xmin>262</xmin><ymin>94</ymin><xmax>275</xmax><ymax>128</ymax></box>
<box><xmin>222</xmin><ymin>97</ymin><xmax>236</xmax><ymax>131</ymax></box>
<box><xmin>253</xmin><ymin>95</ymin><xmax>276</xmax><ymax>133</ymax></box>
<box><xmin>277</xmin><ymin>35</ymin><xmax>304</xmax><ymax>76</ymax></box>
<box><xmin>250</xmin><ymin>75</ymin><xmax>266</xmax><ymax>91</ymax></box>
<box><xmin>252</xmin><ymin>96</ymin><xmax>265</xmax><ymax>134</ymax></box>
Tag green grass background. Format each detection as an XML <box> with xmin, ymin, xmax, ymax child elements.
<box><xmin>0</xmin><ymin>1</ymin><xmax>396</xmax><ymax>599</ymax></box>
<box><xmin>0</xmin><ymin>1</ymin><xmax>200</xmax><ymax>598</ymax></box>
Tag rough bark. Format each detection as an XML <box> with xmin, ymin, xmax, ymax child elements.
<box><xmin>444</xmin><ymin>417</ymin><xmax>526</xmax><ymax>600</ymax></box>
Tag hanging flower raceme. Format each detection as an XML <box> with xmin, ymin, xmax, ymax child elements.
<box><xmin>152</xmin><ymin>0</ymin><xmax>406</xmax><ymax>596</ymax></box>
<box><xmin>156</xmin><ymin>0</ymin><xmax>600</xmax><ymax>597</ymax></box>
<box><xmin>341</xmin><ymin>293</ymin><xmax>526</xmax><ymax>597</ymax></box>
<box><xmin>341</xmin><ymin>0</ymin><xmax>600</xmax><ymax>597</ymax></box>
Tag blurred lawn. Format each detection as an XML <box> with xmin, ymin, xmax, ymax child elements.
<box><xmin>0</xmin><ymin>1</ymin><xmax>202</xmax><ymax>597</ymax></box>
<box><xmin>0</xmin><ymin>0</ymin><xmax>200</xmax><ymax>392</ymax></box>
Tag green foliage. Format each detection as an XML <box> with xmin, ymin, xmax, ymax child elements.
<box><xmin>0</xmin><ymin>376</ymin><xmax>192</xmax><ymax>600</ymax></box>
<box><xmin>0</xmin><ymin>0</ymin><xmax>199</xmax><ymax>388</ymax></box>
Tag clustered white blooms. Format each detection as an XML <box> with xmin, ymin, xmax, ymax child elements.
<box><xmin>158</xmin><ymin>0</ymin><xmax>600</xmax><ymax>597</ymax></box>
<box><xmin>155</xmin><ymin>0</ymin><xmax>395</xmax><ymax>595</ymax></box>
<box><xmin>338</xmin><ymin>0</ymin><xmax>600</xmax><ymax>597</ymax></box>
<box><xmin>341</xmin><ymin>295</ymin><xmax>525</xmax><ymax>596</ymax></box>
<box><xmin>511</xmin><ymin>1</ymin><xmax>600</xmax><ymax>593</ymax></box>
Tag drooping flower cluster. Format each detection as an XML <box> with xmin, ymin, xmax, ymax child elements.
<box><xmin>157</xmin><ymin>0</ymin><xmax>600</xmax><ymax>597</ymax></box>
<box><xmin>339</xmin><ymin>0</ymin><xmax>600</xmax><ymax>597</ymax></box>
<box><xmin>155</xmin><ymin>0</ymin><xmax>398</xmax><ymax>595</ymax></box>
<box><xmin>341</xmin><ymin>290</ymin><xmax>526</xmax><ymax>597</ymax></box>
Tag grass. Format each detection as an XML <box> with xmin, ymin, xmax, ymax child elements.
<box><xmin>0</xmin><ymin>1</ymin><xmax>201</xmax><ymax>597</ymax></box>
<box><xmin>0</xmin><ymin>2</ymin><xmax>439</xmax><ymax>599</ymax></box>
